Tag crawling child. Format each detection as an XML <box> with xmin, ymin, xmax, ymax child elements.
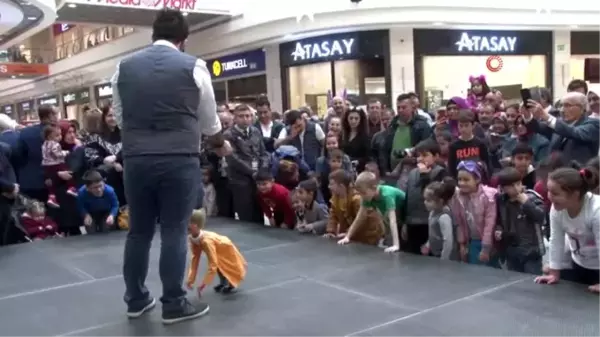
<box><xmin>186</xmin><ymin>209</ymin><xmax>247</xmax><ymax>296</ymax></box>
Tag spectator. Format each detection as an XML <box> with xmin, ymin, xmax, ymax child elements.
<box><xmin>223</xmin><ymin>104</ymin><xmax>269</xmax><ymax>224</ymax></box>
<box><xmin>524</xmin><ymin>92</ymin><xmax>599</xmax><ymax>165</ymax></box>
<box><xmin>76</xmin><ymin>170</ymin><xmax>119</xmax><ymax>234</ymax></box>
<box><xmin>254</xmin><ymin>96</ymin><xmax>284</xmax><ymax>153</ymax></box>
<box><xmin>275</xmin><ymin>109</ymin><xmax>325</xmax><ymax>171</ymax></box>
<box><xmin>341</xmin><ymin>107</ymin><xmax>370</xmax><ymax>173</ymax></box>
<box><xmin>83</xmin><ymin>106</ymin><xmax>125</xmax><ymax>205</ymax></box>
<box><xmin>13</xmin><ymin>105</ymin><xmax>59</xmax><ymax>202</ymax></box>
<box><xmin>21</xmin><ymin>201</ymin><xmax>61</xmax><ymax>240</ymax></box>
<box><xmin>381</xmin><ymin>93</ymin><xmax>432</xmax><ymax>173</ymax></box>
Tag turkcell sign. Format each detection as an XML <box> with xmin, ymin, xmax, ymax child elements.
<box><xmin>455</xmin><ymin>32</ymin><xmax>517</xmax><ymax>53</ymax></box>
<box><xmin>207</xmin><ymin>49</ymin><xmax>265</xmax><ymax>80</ymax></box>
<box><xmin>291</xmin><ymin>38</ymin><xmax>355</xmax><ymax>61</ymax></box>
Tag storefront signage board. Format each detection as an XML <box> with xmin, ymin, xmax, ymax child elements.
<box><xmin>37</xmin><ymin>95</ymin><xmax>59</xmax><ymax>106</ymax></box>
<box><xmin>206</xmin><ymin>49</ymin><xmax>266</xmax><ymax>80</ymax></box>
<box><xmin>280</xmin><ymin>32</ymin><xmax>363</xmax><ymax>66</ymax></box>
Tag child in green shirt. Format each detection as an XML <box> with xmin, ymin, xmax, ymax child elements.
<box><xmin>338</xmin><ymin>171</ymin><xmax>405</xmax><ymax>252</ymax></box>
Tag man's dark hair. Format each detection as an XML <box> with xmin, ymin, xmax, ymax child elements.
<box><xmin>413</xmin><ymin>138</ymin><xmax>441</xmax><ymax>156</ymax></box>
<box><xmin>396</xmin><ymin>93</ymin><xmax>412</xmax><ymax>103</ymax></box>
<box><xmin>407</xmin><ymin>92</ymin><xmax>419</xmax><ymax>99</ymax></box>
<box><xmin>152</xmin><ymin>8</ymin><xmax>189</xmax><ymax>44</ymax></box>
<box><xmin>256</xmin><ymin>95</ymin><xmax>270</xmax><ymax>108</ymax></box>
<box><xmin>83</xmin><ymin>169</ymin><xmax>104</xmax><ymax>186</ymax></box>
<box><xmin>367</xmin><ymin>98</ymin><xmax>381</xmax><ymax>106</ymax></box>
<box><xmin>233</xmin><ymin>104</ymin><xmax>251</xmax><ymax>113</ymax></box>
<box><xmin>284</xmin><ymin>109</ymin><xmax>303</xmax><ymax>126</ymax></box>
<box><xmin>38</xmin><ymin>104</ymin><xmax>55</xmax><ymax>121</ymax></box>
<box><xmin>511</xmin><ymin>142</ymin><xmax>534</xmax><ymax>157</ymax></box>
<box><xmin>496</xmin><ymin>167</ymin><xmax>522</xmax><ymax>187</ymax></box>
<box><xmin>567</xmin><ymin>79</ymin><xmax>588</xmax><ymax>94</ymax></box>
<box><xmin>457</xmin><ymin>110</ymin><xmax>475</xmax><ymax>123</ymax></box>
<box><xmin>254</xmin><ymin>169</ymin><xmax>273</xmax><ymax>182</ymax></box>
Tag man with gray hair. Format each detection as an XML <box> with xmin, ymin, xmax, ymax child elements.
<box><xmin>524</xmin><ymin>91</ymin><xmax>598</xmax><ymax>164</ymax></box>
<box><xmin>112</xmin><ymin>8</ymin><xmax>230</xmax><ymax>325</ymax></box>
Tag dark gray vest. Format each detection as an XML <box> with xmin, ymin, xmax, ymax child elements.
<box><xmin>118</xmin><ymin>44</ymin><xmax>200</xmax><ymax>157</ymax></box>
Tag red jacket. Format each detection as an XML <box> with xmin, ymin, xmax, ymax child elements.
<box><xmin>21</xmin><ymin>213</ymin><xmax>59</xmax><ymax>239</ymax></box>
<box><xmin>258</xmin><ymin>183</ymin><xmax>295</xmax><ymax>226</ymax></box>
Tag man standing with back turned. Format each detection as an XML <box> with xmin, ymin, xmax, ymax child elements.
<box><xmin>112</xmin><ymin>9</ymin><xmax>230</xmax><ymax>325</ymax></box>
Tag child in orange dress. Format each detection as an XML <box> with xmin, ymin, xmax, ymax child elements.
<box><xmin>186</xmin><ymin>209</ymin><xmax>247</xmax><ymax>295</ymax></box>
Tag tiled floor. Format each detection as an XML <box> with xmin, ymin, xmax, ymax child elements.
<box><xmin>0</xmin><ymin>218</ymin><xmax>597</xmax><ymax>336</ymax></box>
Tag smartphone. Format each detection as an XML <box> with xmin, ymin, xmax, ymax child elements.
<box><xmin>520</xmin><ymin>88</ymin><xmax>532</xmax><ymax>103</ymax></box>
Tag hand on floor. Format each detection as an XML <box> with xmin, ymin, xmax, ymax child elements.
<box><xmin>322</xmin><ymin>233</ymin><xmax>335</xmax><ymax>239</ymax></box>
<box><xmin>384</xmin><ymin>245</ymin><xmax>399</xmax><ymax>253</ymax></box>
<box><xmin>588</xmin><ymin>284</ymin><xmax>599</xmax><ymax>293</ymax></box>
<box><xmin>534</xmin><ymin>274</ymin><xmax>559</xmax><ymax>285</ymax></box>
<box><xmin>337</xmin><ymin>236</ymin><xmax>350</xmax><ymax>245</ymax></box>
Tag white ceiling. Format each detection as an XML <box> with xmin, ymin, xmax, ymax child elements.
<box><xmin>0</xmin><ymin>0</ymin><xmax>24</xmax><ymax>37</ymax></box>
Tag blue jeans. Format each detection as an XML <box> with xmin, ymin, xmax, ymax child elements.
<box><xmin>122</xmin><ymin>155</ymin><xmax>201</xmax><ymax>312</ymax></box>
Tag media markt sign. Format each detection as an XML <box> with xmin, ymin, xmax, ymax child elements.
<box><xmin>455</xmin><ymin>32</ymin><xmax>517</xmax><ymax>53</ymax></box>
<box><xmin>101</xmin><ymin>0</ymin><xmax>202</xmax><ymax>11</ymax></box>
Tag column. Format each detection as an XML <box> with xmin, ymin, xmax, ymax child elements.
<box><xmin>389</xmin><ymin>27</ymin><xmax>416</xmax><ymax>102</ymax></box>
<box><xmin>264</xmin><ymin>44</ymin><xmax>283</xmax><ymax>113</ymax></box>
<box><xmin>553</xmin><ymin>30</ymin><xmax>571</xmax><ymax>100</ymax></box>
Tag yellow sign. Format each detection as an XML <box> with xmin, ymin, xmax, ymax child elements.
<box><xmin>212</xmin><ymin>60</ymin><xmax>222</xmax><ymax>77</ymax></box>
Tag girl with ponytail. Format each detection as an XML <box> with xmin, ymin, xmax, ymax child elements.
<box><xmin>535</xmin><ymin>163</ymin><xmax>600</xmax><ymax>293</ymax></box>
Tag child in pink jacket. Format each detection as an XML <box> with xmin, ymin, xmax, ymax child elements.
<box><xmin>450</xmin><ymin>160</ymin><xmax>499</xmax><ymax>267</ymax></box>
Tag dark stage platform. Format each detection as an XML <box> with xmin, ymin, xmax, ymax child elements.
<box><xmin>0</xmin><ymin>218</ymin><xmax>598</xmax><ymax>336</ymax></box>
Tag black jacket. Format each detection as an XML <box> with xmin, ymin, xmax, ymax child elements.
<box><xmin>526</xmin><ymin>115</ymin><xmax>599</xmax><ymax>165</ymax></box>
<box><xmin>495</xmin><ymin>190</ymin><xmax>546</xmax><ymax>257</ymax></box>
<box><xmin>254</xmin><ymin>120</ymin><xmax>284</xmax><ymax>153</ymax></box>
<box><xmin>380</xmin><ymin>114</ymin><xmax>433</xmax><ymax>172</ymax></box>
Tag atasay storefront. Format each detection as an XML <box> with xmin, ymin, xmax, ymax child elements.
<box><xmin>413</xmin><ymin>29</ymin><xmax>553</xmax><ymax>108</ymax></box>
<box><xmin>206</xmin><ymin>48</ymin><xmax>266</xmax><ymax>105</ymax></box>
<box><xmin>279</xmin><ymin>30</ymin><xmax>390</xmax><ymax>116</ymax></box>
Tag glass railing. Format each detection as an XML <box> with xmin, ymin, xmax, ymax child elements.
<box><xmin>1</xmin><ymin>26</ymin><xmax>136</xmax><ymax>65</ymax></box>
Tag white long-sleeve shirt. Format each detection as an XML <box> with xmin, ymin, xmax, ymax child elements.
<box><xmin>549</xmin><ymin>192</ymin><xmax>600</xmax><ymax>270</ymax></box>
<box><xmin>110</xmin><ymin>40</ymin><xmax>222</xmax><ymax>151</ymax></box>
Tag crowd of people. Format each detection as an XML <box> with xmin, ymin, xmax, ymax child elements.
<box><xmin>0</xmin><ymin>72</ymin><xmax>599</xmax><ymax>294</ymax></box>
<box><xmin>201</xmin><ymin>77</ymin><xmax>600</xmax><ymax>294</ymax></box>
<box><xmin>0</xmin><ymin>105</ymin><xmax>126</xmax><ymax>242</ymax></box>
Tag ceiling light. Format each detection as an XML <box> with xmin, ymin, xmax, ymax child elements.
<box><xmin>570</xmin><ymin>25</ymin><xmax>579</xmax><ymax>29</ymax></box>
<box><xmin>27</xmin><ymin>16</ymin><xmax>37</xmax><ymax>20</ymax></box>
<box><xmin>182</xmin><ymin>12</ymin><xmax>188</xmax><ymax>16</ymax></box>
<box><xmin>19</xmin><ymin>44</ymin><xmax>25</xmax><ymax>48</ymax></box>
<box><xmin>11</xmin><ymin>76</ymin><xmax>16</xmax><ymax>79</ymax></box>
<box><xmin>67</xmin><ymin>3</ymin><xmax>76</xmax><ymax>8</ymax></box>
<box><xmin>432</xmin><ymin>22</ymin><xmax>444</xmax><ymax>26</ymax></box>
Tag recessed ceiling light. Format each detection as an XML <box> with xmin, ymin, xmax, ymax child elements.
<box><xmin>570</xmin><ymin>25</ymin><xmax>579</xmax><ymax>29</ymax></box>
<box><xmin>11</xmin><ymin>76</ymin><xmax>16</xmax><ymax>79</ymax></box>
<box><xmin>182</xmin><ymin>12</ymin><xmax>188</xmax><ymax>16</ymax></box>
<box><xmin>432</xmin><ymin>22</ymin><xmax>444</xmax><ymax>26</ymax></box>
<box><xmin>27</xmin><ymin>16</ymin><xmax>36</xmax><ymax>20</ymax></box>
<box><xmin>67</xmin><ymin>3</ymin><xmax>76</xmax><ymax>8</ymax></box>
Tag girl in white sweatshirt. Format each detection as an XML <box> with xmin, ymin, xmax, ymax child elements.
<box><xmin>535</xmin><ymin>166</ymin><xmax>600</xmax><ymax>293</ymax></box>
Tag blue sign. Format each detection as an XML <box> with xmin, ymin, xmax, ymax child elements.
<box><xmin>206</xmin><ymin>49</ymin><xmax>266</xmax><ymax>80</ymax></box>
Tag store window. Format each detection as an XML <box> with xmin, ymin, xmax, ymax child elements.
<box><xmin>288</xmin><ymin>62</ymin><xmax>332</xmax><ymax>116</ymax></box>
<box><xmin>55</xmin><ymin>26</ymin><xmax>135</xmax><ymax>61</ymax></box>
<box><xmin>280</xmin><ymin>30</ymin><xmax>390</xmax><ymax>113</ymax></box>
<box><xmin>213</xmin><ymin>81</ymin><xmax>227</xmax><ymax>103</ymax></box>
<box><xmin>423</xmin><ymin>55</ymin><xmax>546</xmax><ymax>101</ymax></box>
<box><xmin>413</xmin><ymin>29</ymin><xmax>553</xmax><ymax>107</ymax></box>
<box><xmin>227</xmin><ymin>75</ymin><xmax>267</xmax><ymax>106</ymax></box>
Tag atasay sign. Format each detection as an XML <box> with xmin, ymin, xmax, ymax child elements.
<box><xmin>455</xmin><ymin>32</ymin><xmax>517</xmax><ymax>53</ymax></box>
<box><xmin>291</xmin><ymin>38</ymin><xmax>355</xmax><ymax>61</ymax></box>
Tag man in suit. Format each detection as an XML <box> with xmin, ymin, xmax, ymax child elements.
<box><xmin>524</xmin><ymin>92</ymin><xmax>599</xmax><ymax>164</ymax></box>
<box><xmin>112</xmin><ymin>9</ymin><xmax>230</xmax><ymax>325</ymax></box>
